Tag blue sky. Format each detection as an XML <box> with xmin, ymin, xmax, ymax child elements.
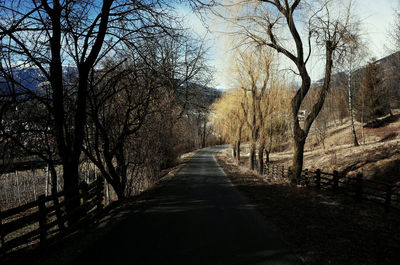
<box><xmin>177</xmin><ymin>0</ymin><xmax>399</xmax><ymax>90</ymax></box>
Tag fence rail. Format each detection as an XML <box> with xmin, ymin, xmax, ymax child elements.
<box><xmin>0</xmin><ymin>177</ymin><xmax>104</xmax><ymax>255</ymax></box>
<box><xmin>263</xmin><ymin>164</ymin><xmax>400</xmax><ymax>213</ymax></box>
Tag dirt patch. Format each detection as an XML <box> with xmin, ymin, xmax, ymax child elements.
<box><xmin>216</xmin><ymin>149</ymin><xmax>400</xmax><ymax>265</ymax></box>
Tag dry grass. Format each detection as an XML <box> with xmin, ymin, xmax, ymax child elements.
<box><xmin>270</xmin><ymin>114</ymin><xmax>400</xmax><ymax>184</ymax></box>
<box><xmin>216</xmin><ymin>149</ymin><xmax>400</xmax><ymax>265</ymax></box>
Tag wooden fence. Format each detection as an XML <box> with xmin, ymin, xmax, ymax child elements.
<box><xmin>0</xmin><ymin>177</ymin><xmax>104</xmax><ymax>255</ymax></box>
<box><xmin>263</xmin><ymin>163</ymin><xmax>400</xmax><ymax>213</ymax></box>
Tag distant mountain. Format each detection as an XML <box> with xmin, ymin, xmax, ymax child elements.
<box><xmin>0</xmin><ymin>67</ymin><xmax>221</xmax><ymax>109</ymax></box>
<box><xmin>0</xmin><ymin>66</ymin><xmax>78</xmax><ymax>94</ymax></box>
<box><xmin>200</xmin><ymin>85</ymin><xmax>222</xmax><ymax>106</ymax></box>
<box><xmin>176</xmin><ymin>81</ymin><xmax>221</xmax><ymax>109</ymax></box>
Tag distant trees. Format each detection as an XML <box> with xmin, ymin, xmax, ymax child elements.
<box><xmin>355</xmin><ymin>60</ymin><xmax>391</xmax><ymax>124</ymax></box>
<box><xmin>211</xmin><ymin>89</ymin><xmax>246</xmax><ymax>163</ymax></box>
<box><xmin>385</xmin><ymin>8</ymin><xmax>400</xmax><ymax>110</ymax></box>
<box><xmin>211</xmin><ymin>45</ymin><xmax>292</xmax><ymax>173</ymax></box>
<box><xmin>390</xmin><ymin>7</ymin><xmax>400</xmax><ymax>50</ymax></box>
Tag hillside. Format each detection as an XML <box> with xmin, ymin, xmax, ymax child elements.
<box><xmin>269</xmin><ymin>111</ymin><xmax>400</xmax><ymax>185</ymax></box>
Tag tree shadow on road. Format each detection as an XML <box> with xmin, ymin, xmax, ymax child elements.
<box><xmin>216</xmin><ymin>152</ymin><xmax>400</xmax><ymax>265</ymax></box>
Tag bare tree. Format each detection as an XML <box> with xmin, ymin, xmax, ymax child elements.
<box><xmin>216</xmin><ymin>0</ymin><xmax>359</xmax><ymax>180</ymax></box>
<box><xmin>0</xmin><ymin>0</ymin><xmax>143</xmax><ymax>221</ymax></box>
<box><xmin>0</xmin><ymin>0</ymin><xmax>212</xmax><ymax>221</ymax></box>
<box><xmin>83</xmin><ymin>28</ymin><xmax>211</xmax><ymax>199</ymax></box>
<box><xmin>231</xmin><ymin>46</ymin><xmax>272</xmax><ymax>171</ymax></box>
<box><xmin>339</xmin><ymin>39</ymin><xmax>366</xmax><ymax>146</ymax></box>
<box><xmin>385</xmin><ymin>7</ymin><xmax>400</xmax><ymax>110</ymax></box>
<box><xmin>389</xmin><ymin>7</ymin><xmax>400</xmax><ymax>50</ymax></box>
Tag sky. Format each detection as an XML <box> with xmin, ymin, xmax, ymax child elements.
<box><xmin>177</xmin><ymin>0</ymin><xmax>399</xmax><ymax>90</ymax></box>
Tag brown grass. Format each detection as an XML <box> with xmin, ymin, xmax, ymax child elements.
<box><xmin>270</xmin><ymin>114</ymin><xmax>400</xmax><ymax>184</ymax></box>
<box><xmin>216</xmin><ymin>149</ymin><xmax>400</xmax><ymax>265</ymax></box>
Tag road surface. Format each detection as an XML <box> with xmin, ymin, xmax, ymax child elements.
<box><xmin>72</xmin><ymin>146</ymin><xmax>299</xmax><ymax>265</ymax></box>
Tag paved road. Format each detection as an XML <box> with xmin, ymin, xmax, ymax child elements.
<box><xmin>73</xmin><ymin>146</ymin><xmax>299</xmax><ymax>265</ymax></box>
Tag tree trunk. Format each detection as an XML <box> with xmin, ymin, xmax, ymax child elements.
<box><xmin>290</xmin><ymin>41</ymin><xmax>334</xmax><ymax>180</ymax></box>
<box><xmin>257</xmin><ymin>143</ymin><xmax>264</xmax><ymax>174</ymax></box>
<box><xmin>49</xmin><ymin>164</ymin><xmax>65</xmax><ymax>232</ymax></box>
<box><xmin>348</xmin><ymin>66</ymin><xmax>359</xmax><ymax>146</ymax></box>
<box><xmin>235</xmin><ymin>125</ymin><xmax>242</xmax><ymax>163</ymax></box>
<box><xmin>232</xmin><ymin>142</ymin><xmax>237</xmax><ymax>159</ymax></box>
<box><xmin>235</xmin><ymin>140</ymin><xmax>241</xmax><ymax>163</ymax></box>
<box><xmin>361</xmin><ymin>95</ymin><xmax>365</xmax><ymax>144</ymax></box>
<box><xmin>249</xmin><ymin>141</ymin><xmax>256</xmax><ymax>170</ymax></box>
<box><xmin>63</xmin><ymin>161</ymin><xmax>81</xmax><ymax>224</ymax></box>
<box><xmin>291</xmin><ymin>137</ymin><xmax>306</xmax><ymax>182</ymax></box>
<box><xmin>202</xmin><ymin>120</ymin><xmax>206</xmax><ymax>148</ymax></box>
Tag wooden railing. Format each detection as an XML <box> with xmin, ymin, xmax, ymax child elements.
<box><xmin>263</xmin><ymin>164</ymin><xmax>400</xmax><ymax>213</ymax></box>
<box><xmin>0</xmin><ymin>177</ymin><xmax>104</xmax><ymax>255</ymax></box>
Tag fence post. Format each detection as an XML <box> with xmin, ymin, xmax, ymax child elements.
<box><xmin>52</xmin><ymin>193</ymin><xmax>65</xmax><ymax>234</ymax></box>
<box><xmin>355</xmin><ymin>172</ymin><xmax>363</xmax><ymax>201</ymax></box>
<box><xmin>38</xmin><ymin>195</ymin><xmax>47</xmax><ymax>247</ymax></box>
<box><xmin>385</xmin><ymin>185</ymin><xmax>392</xmax><ymax>213</ymax></box>
<box><xmin>316</xmin><ymin>169</ymin><xmax>321</xmax><ymax>190</ymax></box>
<box><xmin>333</xmin><ymin>170</ymin><xmax>339</xmax><ymax>193</ymax></box>
<box><xmin>281</xmin><ymin>166</ymin><xmax>284</xmax><ymax>179</ymax></box>
<box><xmin>266</xmin><ymin>164</ymin><xmax>270</xmax><ymax>178</ymax></box>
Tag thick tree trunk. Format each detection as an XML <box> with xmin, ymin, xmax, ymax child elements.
<box><xmin>291</xmin><ymin>137</ymin><xmax>306</xmax><ymax>182</ymax></box>
<box><xmin>111</xmin><ymin>181</ymin><xmax>125</xmax><ymax>200</ymax></box>
<box><xmin>257</xmin><ymin>143</ymin><xmax>264</xmax><ymax>174</ymax></box>
<box><xmin>235</xmin><ymin>140</ymin><xmax>241</xmax><ymax>163</ymax></box>
<box><xmin>63</xmin><ymin>161</ymin><xmax>81</xmax><ymax>224</ymax></box>
<box><xmin>98</xmin><ymin>166</ymin><xmax>125</xmax><ymax>201</ymax></box>
<box><xmin>249</xmin><ymin>141</ymin><xmax>256</xmax><ymax>170</ymax></box>
<box><xmin>49</xmin><ymin>164</ymin><xmax>65</xmax><ymax>231</ymax></box>
<box><xmin>290</xmin><ymin>42</ymin><xmax>334</xmax><ymax>181</ymax></box>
